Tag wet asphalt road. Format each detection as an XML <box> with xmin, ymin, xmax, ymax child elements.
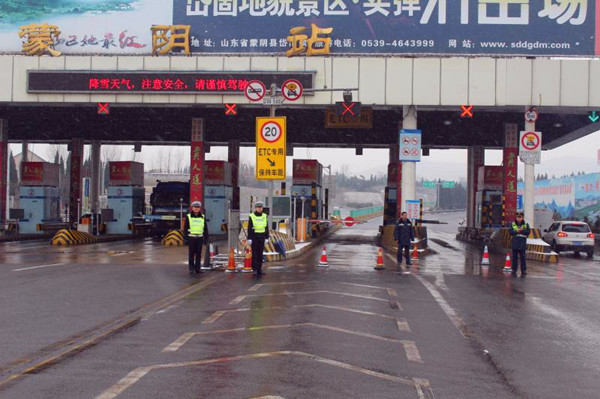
<box><xmin>0</xmin><ymin>216</ymin><xmax>599</xmax><ymax>398</ymax></box>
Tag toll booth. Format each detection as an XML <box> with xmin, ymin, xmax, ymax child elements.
<box><xmin>383</xmin><ymin>163</ymin><xmax>399</xmax><ymax>226</ymax></box>
<box><xmin>204</xmin><ymin>161</ymin><xmax>233</xmax><ymax>236</ymax></box>
<box><xmin>476</xmin><ymin>166</ymin><xmax>504</xmax><ymax>229</ymax></box>
<box><xmin>18</xmin><ymin>162</ymin><xmax>61</xmax><ymax>234</ymax></box>
<box><xmin>291</xmin><ymin>160</ymin><xmax>324</xmax><ymax>237</ymax></box>
<box><xmin>105</xmin><ymin>161</ymin><xmax>145</xmax><ymax>235</ymax></box>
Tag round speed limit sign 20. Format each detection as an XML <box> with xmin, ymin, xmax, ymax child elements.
<box><xmin>261</xmin><ymin>121</ymin><xmax>283</xmax><ymax>143</ymax></box>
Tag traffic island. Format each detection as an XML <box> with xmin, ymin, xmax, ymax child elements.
<box><xmin>379</xmin><ymin>225</ymin><xmax>431</xmax><ymax>259</ymax></box>
<box><xmin>50</xmin><ymin>229</ymin><xmax>149</xmax><ymax>246</ymax></box>
<box><xmin>490</xmin><ymin>228</ymin><xmax>558</xmax><ymax>263</ymax></box>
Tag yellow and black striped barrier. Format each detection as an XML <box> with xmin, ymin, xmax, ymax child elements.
<box><xmin>51</xmin><ymin>229</ymin><xmax>97</xmax><ymax>246</ymax></box>
<box><xmin>493</xmin><ymin>228</ymin><xmax>558</xmax><ymax>263</ymax></box>
<box><xmin>264</xmin><ymin>231</ymin><xmax>297</xmax><ymax>262</ymax></box>
<box><xmin>162</xmin><ymin>230</ymin><xmax>185</xmax><ymax>246</ymax></box>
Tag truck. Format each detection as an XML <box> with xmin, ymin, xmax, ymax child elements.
<box><xmin>148</xmin><ymin>181</ymin><xmax>189</xmax><ymax>237</ymax></box>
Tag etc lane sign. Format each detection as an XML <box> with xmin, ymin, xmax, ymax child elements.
<box><xmin>256</xmin><ymin>117</ymin><xmax>286</xmax><ymax>180</ymax></box>
<box><xmin>399</xmin><ymin>129</ymin><xmax>422</xmax><ymax>162</ymax></box>
<box><xmin>520</xmin><ymin>131</ymin><xmax>542</xmax><ymax>165</ymax></box>
<box><xmin>172</xmin><ymin>0</ymin><xmax>599</xmax><ymax>56</ymax></box>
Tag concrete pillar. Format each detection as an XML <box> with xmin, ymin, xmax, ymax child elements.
<box><xmin>228</xmin><ymin>140</ymin><xmax>240</xmax><ymax>211</ymax></box>
<box><xmin>21</xmin><ymin>142</ymin><xmax>28</xmax><ymax>163</ymax></box>
<box><xmin>69</xmin><ymin>138</ymin><xmax>84</xmax><ymax>226</ymax></box>
<box><xmin>467</xmin><ymin>146</ymin><xmax>485</xmax><ymax>228</ymax></box>
<box><xmin>503</xmin><ymin>124</ymin><xmax>519</xmax><ymax>227</ymax></box>
<box><xmin>524</xmin><ymin>115</ymin><xmax>536</xmax><ymax>227</ymax></box>
<box><xmin>0</xmin><ymin>120</ymin><xmax>7</xmax><ymax>226</ymax></box>
<box><xmin>190</xmin><ymin>119</ymin><xmax>205</xmax><ymax>209</ymax></box>
<box><xmin>401</xmin><ymin>105</ymin><xmax>417</xmax><ymax>213</ymax></box>
<box><xmin>90</xmin><ymin>141</ymin><xmax>101</xmax><ymax>215</ymax></box>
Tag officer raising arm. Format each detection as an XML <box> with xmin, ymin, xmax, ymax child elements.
<box><xmin>183</xmin><ymin>201</ymin><xmax>209</xmax><ymax>275</ymax></box>
<box><xmin>247</xmin><ymin>201</ymin><xmax>269</xmax><ymax>276</ymax></box>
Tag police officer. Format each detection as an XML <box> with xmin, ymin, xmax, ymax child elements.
<box><xmin>183</xmin><ymin>201</ymin><xmax>209</xmax><ymax>274</ymax></box>
<box><xmin>394</xmin><ymin>212</ymin><xmax>415</xmax><ymax>270</ymax></box>
<box><xmin>510</xmin><ymin>211</ymin><xmax>530</xmax><ymax>277</ymax></box>
<box><xmin>248</xmin><ymin>201</ymin><xmax>269</xmax><ymax>276</ymax></box>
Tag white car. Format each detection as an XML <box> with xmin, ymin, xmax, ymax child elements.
<box><xmin>543</xmin><ymin>221</ymin><xmax>595</xmax><ymax>258</ymax></box>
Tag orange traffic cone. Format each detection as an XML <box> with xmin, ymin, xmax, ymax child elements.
<box><xmin>242</xmin><ymin>247</ymin><xmax>253</xmax><ymax>273</ymax></box>
<box><xmin>503</xmin><ymin>253</ymin><xmax>512</xmax><ymax>273</ymax></box>
<box><xmin>225</xmin><ymin>247</ymin><xmax>238</xmax><ymax>273</ymax></box>
<box><xmin>411</xmin><ymin>244</ymin><xmax>419</xmax><ymax>261</ymax></box>
<box><xmin>374</xmin><ymin>247</ymin><xmax>385</xmax><ymax>270</ymax></box>
<box><xmin>481</xmin><ymin>245</ymin><xmax>490</xmax><ymax>265</ymax></box>
<box><xmin>318</xmin><ymin>246</ymin><xmax>329</xmax><ymax>267</ymax></box>
<box><xmin>209</xmin><ymin>244</ymin><xmax>215</xmax><ymax>262</ymax></box>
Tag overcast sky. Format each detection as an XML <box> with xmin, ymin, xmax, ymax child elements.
<box><xmin>11</xmin><ymin>128</ymin><xmax>600</xmax><ymax>182</ymax></box>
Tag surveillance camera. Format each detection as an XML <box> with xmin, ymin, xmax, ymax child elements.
<box><xmin>343</xmin><ymin>91</ymin><xmax>352</xmax><ymax>103</ymax></box>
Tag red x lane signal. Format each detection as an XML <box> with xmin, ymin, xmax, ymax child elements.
<box><xmin>97</xmin><ymin>103</ymin><xmax>110</xmax><ymax>115</ymax></box>
<box><xmin>460</xmin><ymin>105</ymin><xmax>473</xmax><ymax>118</ymax></box>
<box><xmin>341</xmin><ymin>102</ymin><xmax>356</xmax><ymax>116</ymax></box>
<box><xmin>224</xmin><ymin>103</ymin><xmax>237</xmax><ymax>116</ymax></box>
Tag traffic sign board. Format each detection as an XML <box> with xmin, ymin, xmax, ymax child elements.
<box><xmin>524</xmin><ymin>108</ymin><xmax>538</xmax><ymax>123</ymax></box>
<box><xmin>262</xmin><ymin>97</ymin><xmax>283</xmax><ymax>106</ymax></box>
<box><xmin>399</xmin><ymin>129</ymin><xmax>421</xmax><ymax>162</ymax></box>
<box><xmin>442</xmin><ymin>181</ymin><xmax>455</xmax><ymax>188</ymax></box>
<box><xmin>406</xmin><ymin>200</ymin><xmax>420</xmax><ymax>220</ymax></box>
<box><xmin>344</xmin><ymin>216</ymin><xmax>355</xmax><ymax>227</ymax></box>
<box><xmin>245</xmin><ymin>80</ymin><xmax>266</xmax><ymax>102</ymax></box>
<box><xmin>519</xmin><ymin>131</ymin><xmax>542</xmax><ymax>164</ymax></box>
<box><xmin>256</xmin><ymin>117</ymin><xmax>286</xmax><ymax>180</ymax></box>
<box><xmin>282</xmin><ymin>79</ymin><xmax>303</xmax><ymax>101</ymax></box>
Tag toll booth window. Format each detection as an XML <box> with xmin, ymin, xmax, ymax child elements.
<box><xmin>562</xmin><ymin>224</ymin><xmax>591</xmax><ymax>233</ymax></box>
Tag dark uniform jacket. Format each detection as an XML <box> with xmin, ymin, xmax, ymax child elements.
<box><xmin>183</xmin><ymin>212</ymin><xmax>209</xmax><ymax>241</ymax></box>
<box><xmin>509</xmin><ymin>220</ymin><xmax>530</xmax><ymax>250</ymax></box>
<box><xmin>394</xmin><ymin>219</ymin><xmax>415</xmax><ymax>246</ymax></box>
<box><xmin>247</xmin><ymin>212</ymin><xmax>270</xmax><ymax>240</ymax></box>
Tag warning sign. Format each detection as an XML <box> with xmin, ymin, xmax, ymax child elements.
<box><xmin>519</xmin><ymin>131</ymin><xmax>542</xmax><ymax>164</ymax></box>
<box><xmin>256</xmin><ymin>117</ymin><xmax>286</xmax><ymax>180</ymax></box>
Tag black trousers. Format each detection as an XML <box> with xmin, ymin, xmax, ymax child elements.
<box><xmin>188</xmin><ymin>237</ymin><xmax>204</xmax><ymax>271</ymax></box>
<box><xmin>397</xmin><ymin>244</ymin><xmax>411</xmax><ymax>265</ymax></box>
<box><xmin>512</xmin><ymin>248</ymin><xmax>527</xmax><ymax>274</ymax></box>
<box><xmin>251</xmin><ymin>238</ymin><xmax>266</xmax><ymax>272</ymax></box>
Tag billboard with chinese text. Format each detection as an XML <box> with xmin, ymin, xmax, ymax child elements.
<box><xmin>517</xmin><ymin>173</ymin><xmax>600</xmax><ymax>220</ymax></box>
<box><xmin>0</xmin><ymin>0</ymin><xmax>598</xmax><ymax>57</ymax></box>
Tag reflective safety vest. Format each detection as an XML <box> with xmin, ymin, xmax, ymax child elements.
<box><xmin>188</xmin><ymin>214</ymin><xmax>205</xmax><ymax>236</ymax></box>
<box><xmin>512</xmin><ymin>222</ymin><xmax>529</xmax><ymax>238</ymax></box>
<box><xmin>249</xmin><ymin>213</ymin><xmax>267</xmax><ymax>234</ymax></box>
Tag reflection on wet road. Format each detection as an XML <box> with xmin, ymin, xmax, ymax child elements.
<box><xmin>0</xmin><ymin>214</ymin><xmax>599</xmax><ymax>398</ymax></box>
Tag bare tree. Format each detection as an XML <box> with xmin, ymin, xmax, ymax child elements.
<box><xmin>101</xmin><ymin>145</ymin><xmax>123</xmax><ymax>163</ymax></box>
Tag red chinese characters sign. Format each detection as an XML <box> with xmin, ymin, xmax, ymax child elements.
<box><xmin>0</xmin><ymin>120</ymin><xmax>7</xmax><ymax>224</ymax></box>
<box><xmin>27</xmin><ymin>71</ymin><xmax>315</xmax><ymax>94</ymax></box>
<box><xmin>109</xmin><ymin>162</ymin><xmax>131</xmax><ymax>181</ymax></box>
<box><xmin>503</xmin><ymin>124</ymin><xmax>519</xmax><ymax>226</ymax></box>
<box><xmin>190</xmin><ymin>119</ymin><xmax>204</xmax><ymax>208</ymax></box>
<box><xmin>69</xmin><ymin>139</ymin><xmax>83</xmax><ymax>225</ymax></box>
<box><xmin>21</xmin><ymin>162</ymin><xmax>44</xmax><ymax>182</ymax></box>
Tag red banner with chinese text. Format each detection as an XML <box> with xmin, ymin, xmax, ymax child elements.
<box><xmin>0</xmin><ymin>120</ymin><xmax>7</xmax><ymax>224</ymax></box>
<box><xmin>21</xmin><ymin>162</ymin><xmax>44</xmax><ymax>182</ymax></box>
<box><xmin>69</xmin><ymin>138</ymin><xmax>83</xmax><ymax>225</ymax></box>
<box><xmin>190</xmin><ymin>119</ymin><xmax>204</xmax><ymax>209</ymax></box>
<box><xmin>503</xmin><ymin>124</ymin><xmax>519</xmax><ymax>226</ymax></box>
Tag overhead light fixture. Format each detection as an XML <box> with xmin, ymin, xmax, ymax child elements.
<box><xmin>443</xmin><ymin>120</ymin><xmax>452</xmax><ymax>126</ymax></box>
<box><xmin>553</xmin><ymin>122</ymin><xmax>563</xmax><ymax>128</ymax></box>
<box><xmin>343</xmin><ymin>90</ymin><xmax>352</xmax><ymax>103</ymax></box>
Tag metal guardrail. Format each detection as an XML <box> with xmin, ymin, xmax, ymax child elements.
<box><xmin>349</xmin><ymin>206</ymin><xmax>384</xmax><ymax>218</ymax></box>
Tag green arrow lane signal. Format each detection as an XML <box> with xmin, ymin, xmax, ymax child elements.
<box><xmin>589</xmin><ymin>111</ymin><xmax>599</xmax><ymax>123</ymax></box>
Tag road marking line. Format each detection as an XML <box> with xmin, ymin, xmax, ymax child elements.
<box><xmin>397</xmin><ymin>318</ymin><xmax>411</xmax><ymax>333</ymax></box>
<box><xmin>413</xmin><ymin>273</ymin><xmax>470</xmax><ymax>339</ymax></box>
<box><xmin>435</xmin><ymin>272</ymin><xmax>449</xmax><ymax>292</ymax></box>
<box><xmin>12</xmin><ymin>263</ymin><xmax>65</xmax><ymax>272</ymax></box>
<box><xmin>161</xmin><ymin>333</ymin><xmax>196</xmax><ymax>353</ymax></box>
<box><xmin>229</xmin><ymin>295</ymin><xmax>247</xmax><ymax>305</ymax></box>
<box><xmin>387</xmin><ymin>288</ymin><xmax>398</xmax><ymax>297</ymax></box>
<box><xmin>229</xmin><ymin>291</ymin><xmax>389</xmax><ymax>305</ymax></box>
<box><xmin>202</xmin><ymin>310</ymin><xmax>227</xmax><ymax>324</ymax></box>
<box><xmin>248</xmin><ymin>281</ymin><xmax>396</xmax><ymax>293</ymax></box>
<box><xmin>96</xmin><ymin>351</ymin><xmax>428</xmax><ymax>399</ymax></box>
<box><xmin>165</xmin><ymin>323</ymin><xmax>419</xmax><ymax>358</ymax></box>
<box><xmin>413</xmin><ymin>377</ymin><xmax>435</xmax><ymax>399</ymax></box>
<box><xmin>401</xmin><ymin>340</ymin><xmax>423</xmax><ymax>363</ymax></box>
